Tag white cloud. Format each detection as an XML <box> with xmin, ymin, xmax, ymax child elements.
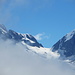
<box><xmin>34</xmin><ymin>33</ymin><xmax>43</xmax><ymax>40</ymax></box>
<box><xmin>34</xmin><ymin>33</ymin><xmax>50</xmax><ymax>41</ymax></box>
<box><xmin>0</xmin><ymin>39</ymin><xmax>75</xmax><ymax>75</ymax></box>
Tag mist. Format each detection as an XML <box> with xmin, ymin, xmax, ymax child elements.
<box><xmin>0</xmin><ymin>39</ymin><xmax>75</xmax><ymax>75</ymax></box>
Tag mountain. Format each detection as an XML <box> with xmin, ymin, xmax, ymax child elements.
<box><xmin>2</xmin><ymin>24</ymin><xmax>75</xmax><ymax>61</ymax></box>
<box><xmin>0</xmin><ymin>24</ymin><xmax>59</xmax><ymax>59</ymax></box>
<box><xmin>51</xmin><ymin>30</ymin><xmax>75</xmax><ymax>62</ymax></box>
<box><xmin>0</xmin><ymin>24</ymin><xmax>43</xmax><ymax>48</ymax></box>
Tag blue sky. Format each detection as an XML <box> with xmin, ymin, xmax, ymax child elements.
<box><xmin>0</xmin><ymin>0</ymin><xmax>75</xmax><ymax>47</ymax></box>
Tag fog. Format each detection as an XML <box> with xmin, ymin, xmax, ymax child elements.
<box><xmin>0</xmin><ymin>39</ymin><xmax>75</xmax><ymax>75</ymax></box>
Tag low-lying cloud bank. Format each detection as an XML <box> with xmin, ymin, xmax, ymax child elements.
<box><xmin>0</xmin><ymin>39</ymin><xmax>75</xmax><ymax>75</ymax></box>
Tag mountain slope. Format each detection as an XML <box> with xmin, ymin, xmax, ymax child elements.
<box><xmin>0</xmin><ymin>24</ymin><xmax>43</xmax><ymax>48</ymax></box>
<box><xmin>0</xmin><ymin>24</ymin><xmax>59</xmax><ymax>59</ymax></box>
<box><xmin>51</xmin><ymin>30</ymin><xmax>75</xmax><ymax>61</ymax></box>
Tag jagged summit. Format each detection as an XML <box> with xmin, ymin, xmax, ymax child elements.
<box><xmin>0</xmin><ymin>24</ymin><xmax>43</xmax><ymax>47</ymax></box>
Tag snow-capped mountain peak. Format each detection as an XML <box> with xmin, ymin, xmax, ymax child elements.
<box><xmin>0</xmin><ymin>24</ymin><xmax>7</xmax><ymax>34</ymax></box>
<box><xmin>51</xmin><ymin>29</ymin><xmax>75</xmax><ymax>62</ymax></box>
<box><xmin>0</xmin><ymin>25</ymin><xmax>43</xmax><ymax>48</ymax></box>
<box><xmin>0</xmin><ymin>24</ymin><xmax>59</xmax><ymax>59</ymax></box>
<box><xmin>0</xmin><ymin>24</ymin><xmax>7</xmax><ymax>30</ymax></box>
<box><xmin>65</xmin><ymin>29</ymin><xmax>75</xmax><ymax>42</ymax></box>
